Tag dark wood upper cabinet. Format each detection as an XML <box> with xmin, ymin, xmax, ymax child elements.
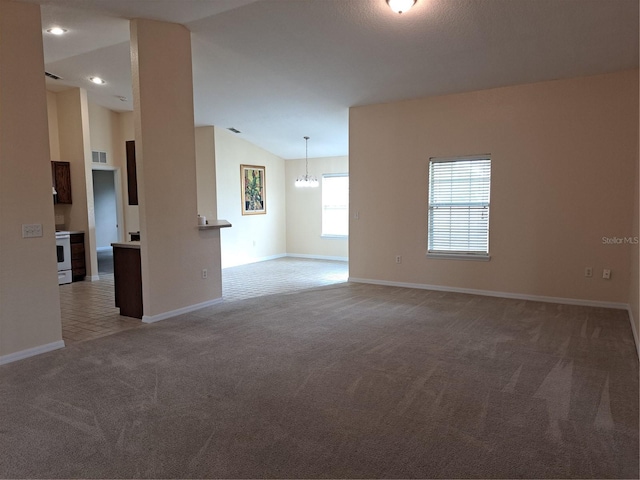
<box><xmin>51</xmin><ymin>161</ymin><xmax>72</xmax><ymax>204</ymax></box>
<box><xmin>126</xmin><ymin>140</ymin><xmax>138</xmax><ymax>205</ymax></box>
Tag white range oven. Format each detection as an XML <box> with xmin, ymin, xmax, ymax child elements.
<box><xmin>55</xmin><ymin>232</ymin><xmax>72</xmax><ymax>285</ymax></box>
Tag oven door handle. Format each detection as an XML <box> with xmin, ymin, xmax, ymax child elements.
<box><xmin>56</xmin><ymin>234</ymin><xmax>70</xmax><ymax>240</ymax></box>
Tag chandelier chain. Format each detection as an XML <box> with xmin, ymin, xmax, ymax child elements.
<box><xmin>295</xmin><ymin>135</ymin><xmax>318</xmax><ymax>188</ymax></box>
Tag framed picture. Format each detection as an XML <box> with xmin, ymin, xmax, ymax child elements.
<box><xmin>241</xmin><ymin>164</ymin><xmax>266</xmax><ymax>215</ymax></box>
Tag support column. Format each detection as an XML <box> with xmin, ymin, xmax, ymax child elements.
<box><xmin>195</xmin><ymin>126</ymin><xmax>218</xmax><ymax>222</ymax></box>
<box><xmin>0</xmin><ymin>0</ymin><xmax>63</xmax><ymax>361</ymax></box>
<box><xmin>130</xmin><ymin>19</ymin><xmax>222</xmax><ymax>322</ymax></box>
<box><xmin>55</xmin><ymin>88</ymin><xmax>98</xmax><ymax>280</ymax></box>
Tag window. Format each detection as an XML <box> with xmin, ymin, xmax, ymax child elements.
<box><xmin>322</xmin><ymin>174</ymin><xmax>349</xmax><ymax>237</ymax></box>
<box><xmin>427</xmin><ymin>156</ymin><xmax>491</xmax><ymax>258</ymax></box>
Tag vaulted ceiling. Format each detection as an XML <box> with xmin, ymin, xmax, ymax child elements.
<box><xmin>22</xmin><ymin>0</ymin><xmax>640</xmax><ymax>158</ymax></box>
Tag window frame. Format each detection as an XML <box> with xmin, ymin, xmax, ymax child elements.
<box><xmin>321</xmin><ymin>173</ymin><xmax>349</xmax><ymax>238</ymax></box>
<box><xmin>426</xmin><ymin>155</ymin><xmax>491</xmax><ymax>261</ymax></box>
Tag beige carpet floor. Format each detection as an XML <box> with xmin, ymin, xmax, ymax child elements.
<box><xmin>1</xmin><ymin>283</ymin><xmax>637</xmax><ymax>479</ymax></box>
<box><xmin>60</xmin><ymin>257</ymin><xmax>348</xmax><ymax>344</ymax></box>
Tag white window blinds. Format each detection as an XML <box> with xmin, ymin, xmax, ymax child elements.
<box><xmin>428</xmin><ymin>156</ymin><xmax>491</xmax><ymax>256</ymax></box>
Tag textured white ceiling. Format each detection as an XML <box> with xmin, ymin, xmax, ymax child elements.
<box><xmin>24</xmin><ymin>0</ymin><xmax>640</xmax><ymax>158</ymax></box>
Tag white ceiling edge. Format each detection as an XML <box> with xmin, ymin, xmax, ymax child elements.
<box><xmin>29</xmin><ymin>0</ymin><xmax>640</xmax><ymax>160</ymax></box>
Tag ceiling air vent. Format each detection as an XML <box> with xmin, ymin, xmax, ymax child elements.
<box><xmin>45</xmin><ymin>71</ymin><xmax>62</xmax><ymax>80</ymax></box>
<box><xmin>227</xmin><ymin>127</ymin><xmax>241</xmax><ymax>134</ymax></box>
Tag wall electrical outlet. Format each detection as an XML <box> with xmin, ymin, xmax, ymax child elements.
<box><xmin>22</xmin><ymin>224</ymin><xmax>43</xmax><ymax>238</ymax></box>
<box><xmin>585</xmin><ymin>267</ymin><xmax>592</xmax><ymax>277</ymax></box>
<box><xmin>202</xmin><ymin>269</ymin><xmax>208</xmax><ymax>279</ymax></box>
<box><xmin>395</xmin><ymin>255</ymin><xmax>402</xmax><ymax>264</ymax></box>
<box><xmin>602</xmin><ymin>269</ymin><xmax>611</xmax><ymax>280</ymax></box>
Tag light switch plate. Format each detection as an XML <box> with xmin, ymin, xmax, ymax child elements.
<box><xmin>22</xmin><ymin>224</ymin><xmax>43</xmax><ymax>238</ymax></box>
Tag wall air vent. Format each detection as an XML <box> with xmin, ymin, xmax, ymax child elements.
<box><xmin>45</xmin><ymin>71</ymin><xmax>62</xmax><ymax>80</ymax></box>
<box><xmin>227</xmin><ymin>127</ymin><xmax>241</xmax><ymax>134</ymax></box>
<box><xmin>92</xmin><ymin>151</ymin><xmax>107</xmax><ymax>164</ymax></box>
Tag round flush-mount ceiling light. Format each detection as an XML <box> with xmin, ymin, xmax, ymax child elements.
<box><xmin>386</xmin><ymin>0</ymin><xmax>417</xmax><ymax>14</ymax></box>
<box><xmin>46</xmin><ymin>27</ymin><xmax>68</xmax><ymax>35</ymax></box>
<box><xmin>89</xmin><ymin>76</ymin><xmax>106</xmax><ymax>85</ymax></box>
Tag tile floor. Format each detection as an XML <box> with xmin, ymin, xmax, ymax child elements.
<box><xmin>59</xmin><ymin>274</ymin><xmax>142</xmax><ymax>344</ymax></box>
<box><xmin>60</xmin><ymin>256</ymin><xmax>349</xmax><ymax>345</ymax></box>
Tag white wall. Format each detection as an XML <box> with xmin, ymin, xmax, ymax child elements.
<box><xmin>350</xmin><ymin>70</ymin><xmax>638</xmax><ymax>305</ymax></box>
<box><xmin>286</xmin><ymin>156</ymin><xmax>349</xmax><ymax>260</ymax></box>
<box><xmin>215</xmin><ymin>127</ymin><xmax>286</xmax><ymax>267</ymax></box>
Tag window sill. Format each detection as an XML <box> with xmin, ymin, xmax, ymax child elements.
<box><xmin>321</xmin><ymin>234</ymin><xmax>348</xmax><ymax>239</ymax></box>
<box><xmin>426</xmin><ymin>252</ymin><xmax>491</xmax><ymax>261</ymax></box>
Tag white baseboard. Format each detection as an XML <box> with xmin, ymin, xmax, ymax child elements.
<box><xmin>96</xmin><ymin>246</ymin><xmax>111</xmax><ymax>253</ymax></box>
<box><xmin>348</xmin><ymin>277</ymin><xmax>629</xmax><ymax>310</ymax></box>
<box><xmin>142</xmin><ymin>297</ymin><xmax>224</xmax><ymax>324</ymax></box>
<box><xmin>84</xmin><ymin>275</ymin><xmax>100</xmax><ymax>282</ymax></box>
<box><xmin>221</xmin><ymin>253</ymin><xmax>349</xmax><ymax>269</ymax></box>
<box><xmin>287</xmin><ymin>253</ymin><xmax>348</xmax><ymax>262</ymax></box>
<box><xmin>0</xmin><ymin>340</ymin><xmax>65</xmax><ymax>366</ymax></box>
<box><xmin>628</xmin><ymin>307</ymin><xmax>639</xmax><ymax>358</ymax></box>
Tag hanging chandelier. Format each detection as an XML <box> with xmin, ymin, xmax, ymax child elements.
<box><xmin>295</xmin><ymin>136</ymin><xmax>318</xmax><ymax>188</ymax></box>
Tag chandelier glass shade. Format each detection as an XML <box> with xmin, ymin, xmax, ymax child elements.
<box><xmin>295</xmin><ymin>136</ymin><xmax>319</xmax><ymax>188</ymax></box>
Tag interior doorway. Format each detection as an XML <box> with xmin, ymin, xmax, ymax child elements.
<box><xmin>92</xmin><ymin>167</ymin><xmax>123</xmax><ymax>275</ymax></box>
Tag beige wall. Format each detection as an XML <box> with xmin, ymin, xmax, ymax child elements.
<box><xmin>350</xmin><ymin>70</ymin><xmax>638</xmax><ymax>305</ymax></box>
<box><xmin>88</xmin><ymin>102</ymin><xmax>122</xmax><ymax>167</ymax></box>
<box><xmin>132</xmin><ymin>18</ymin><xmax>222</xmax><ymax>319</ymax></box>
<box><xmin>46</xmin><ymin>91</ymin><xmax>61</xmax><ymax>161</ymax></box>
<box><xmin>87</xmin><ymin>102</ymin><xmax>126</xmax><ymax>244</ymax></box>
<box><xmin>48</xmin><ymin>95</ymin><xmax>138</xmax><ymax>248</ymax></box>
<box><xmin>118</xmin><ymin>111</ymin><xmax>139</xmax><ymax>234</ymax></box>
<box><xmin>195</xmin><ymin>126</ymin><xmax>217</xmax><ymax>222</ymax></box>
<box><xmin>215</xmin><ymin>127</ymin><xmax>286</xmax><ymax>267</ymax></box>
<box><xmin>629</xmin><ymin>139</ymin><xmax>639</xmax><ymax>352</ymax></box>
<box><xmin>286</xmin><ymin>156</ymin><xmax>349</xmax><ymax>259</ymax></box>
<box><xmin>0</xmin><ymin>0</ymin><xmax>62</xmax><ymax>359</ymax></box>
<box><xmin>55</xmin><ymin>88</ymin><xmax>98</xmax><ymax>278</ymax></box>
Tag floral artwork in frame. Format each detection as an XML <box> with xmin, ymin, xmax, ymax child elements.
<box><xmin>241</xmin><ymin>164</ymin><xmax>266</xmax><ymax>215</ymax></box>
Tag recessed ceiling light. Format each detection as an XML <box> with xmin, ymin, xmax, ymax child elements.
<box><xmin>46</xmin><ymin>27</ymin><xmax>67</xmax><ymax>35</ymax></box>
<box><xmin>89</xmin><ymin>76</ymin><xmax>106</xmax><ymax>85</ymax></box>
<box><xmin>386</xmin><ymin>0</ymin><xmax>416</xmax><ymax>14</ymax></box>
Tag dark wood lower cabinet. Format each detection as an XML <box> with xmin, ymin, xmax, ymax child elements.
<box><xmin>70</xmin><ymin>232</ymin><xmax>86</xmax><ymax>281</ymax></box>
<box><xmin>113</xmin><ymin>245</ymin><xmax>143</xmax><ymax>319</ymax></box>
